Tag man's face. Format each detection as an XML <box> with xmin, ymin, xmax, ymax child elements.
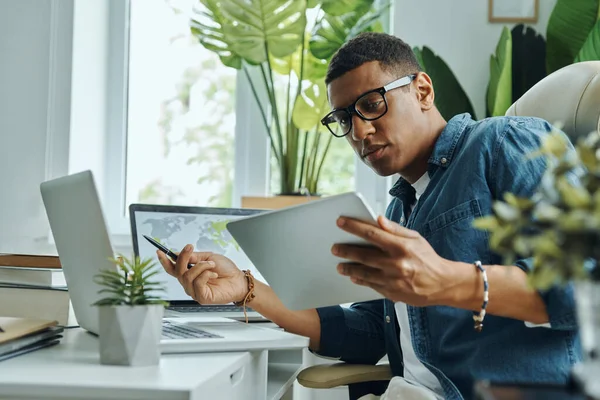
<box><xmin>327</xmin><ymin>61</ymin><xmax>431</xmax><ymax>177</ymax></box>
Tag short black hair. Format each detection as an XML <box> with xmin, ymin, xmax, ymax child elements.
<box><xmin>325</xmin><ymin>32</ymin><xmax>422</xmax><ymax>85</ymax></box>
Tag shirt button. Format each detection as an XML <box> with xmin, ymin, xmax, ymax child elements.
<box><xmin>386</xmin><ymin>315</ymin><xmax>391</xmax><ymax>323</ymax></box>
<box><xmin>400</xmin><ymin>217</ymin><xmax>405</xmax><ymax>224</ymax></box>
<box><xmin>441</xmin><ymin>157</ymin><xmax>448</xmax><ymax>165</ymax></box>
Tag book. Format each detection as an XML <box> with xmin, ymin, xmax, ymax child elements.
<box><xmin>0</xmin><ymin>267</ymin><xmax>66</xmax><ymax>288</ymax></box>
<box><xmin>0</xmin><ymin>253</ymin><xmax>61</xmax><ymax>269</ymax></box>
<box><xmin>0</xmin><ymin>286</ymin><xmax>71</xmax><ymax>325</ymax></box>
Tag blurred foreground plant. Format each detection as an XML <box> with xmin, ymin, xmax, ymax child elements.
<box><xmin>473</xmin><ymin>126</ymin><xmax>600</xmax><ymax>289</ymax></box>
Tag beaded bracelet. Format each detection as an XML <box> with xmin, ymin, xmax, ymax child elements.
<box><xmin>473</xmin><ymin>261</ymin><xmax>488</xmax><ymax>332</ymax></box>
<box><xmin>233</xmin><ymin>270</ymin><xmax>256</xmax><ymax>324</ymax></box>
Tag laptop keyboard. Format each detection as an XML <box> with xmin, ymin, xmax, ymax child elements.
<box><xmin>162</xmin><ymin>321</ymin><xmax>223</xmax><ymax>339</ymax></box>
<box><xmin>167</xmin><ymin>305</ymin><xmax>254</xmax><ymax>313</ymax></box>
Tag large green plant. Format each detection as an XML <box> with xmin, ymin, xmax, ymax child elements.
<box><xmin>487</xmin><ymin>0</ymin><xmax>600</xmax><ymax>117</ymax></box>
<box><xmin>190</xmin><ymin>0</ymin><xmax>388</xmax><ymax>195</ymax></box>
<box><xmin>412</xmin><ymin>47</ymin><xmax>474</xmax><ymax>121</ymax></box>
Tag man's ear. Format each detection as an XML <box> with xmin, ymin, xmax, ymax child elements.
<box><xmin>414</xmin><ymin>72</ymin><xmax>435</xmax><ymax>111</ymax></box>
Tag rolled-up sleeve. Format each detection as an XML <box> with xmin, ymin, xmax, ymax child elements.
<box><xmin>493</xmin><ymin>119</ymin><xmax>577</xmax><ymax>331</ymax></box>
<box><xmin>314</xmin><ymin>299</ymin><xmax>387</xmax><ymax>365</ymax></box>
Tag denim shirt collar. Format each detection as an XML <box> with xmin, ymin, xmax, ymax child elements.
<box><xmin>389</xmin><ymin>113</ymin><xmax>471</xmax><ymax>200</ymax></box>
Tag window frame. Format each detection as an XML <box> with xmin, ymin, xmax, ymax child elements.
<box><xmin>84</xmin><ymin>0</ymin><xmax>393</xmax><ymax>239</ymax></box>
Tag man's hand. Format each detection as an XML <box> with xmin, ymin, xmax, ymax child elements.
<box><xmin>157</xmin><ymin>244</ymin><xmax>248</xmax><ymax>305</ymax></box>
<box><xmin>332</xmin><ymin>215</ymin><xmax>459</xmax><ymax>306</ymax></box>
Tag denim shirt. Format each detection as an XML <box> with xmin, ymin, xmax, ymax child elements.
<box><xmin>316</xmin><ymin>113</ymin><xmax>581</xmax><ymax>400</ymax></box>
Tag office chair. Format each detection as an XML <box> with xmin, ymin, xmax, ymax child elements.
<box><xmin>296</xmin><ymin>60</ymin><xmax>600</xmax><ymax>399</ymax></box>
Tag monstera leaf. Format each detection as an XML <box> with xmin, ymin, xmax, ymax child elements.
<box><xmin>413</xmin><ymin>46</ymin><xmax>475</xmax><ymax>120</ymax></box>
<box><xmin>321</xmin><ymin>0</ymin><xmax>363</xmax><ymax>16</ymax></box>
<box><xmin>309</xmin><ymin>0</ymin><xmax>387</xmax><ymax>60</ymax></box>
<box><xmin>197</xmin><ymin>0</ymin><xmax>306</xmax><ymax>65</ymax></box>
<box><xmin>546</xmin><ymin>0</ymin><xmax>600</xmax><ymax>74</ymax></box>
<box><xmin>575</xmin><ymin>19</ymin><xmax>600</xmax><ymax>62</ymax></box>
<box><xmin>292</xmin><ymin>80</ymin><xmax>329</xmax><ymax>132</ymax></box>
<box><xmin>271</xmin><ymin>35</ymin><xmax>328</xmax><ymax>80</ymax></box>
<box><xmin>190</xmin><ymin>0</ymin><xmax>242</xmax><ymax>69</ymax></box>
<box><xmin>511</xmin><ymin>24</ymin><xmax>546</xmax><ymax>103</ymax></box>
<box><xmin>487</xmin><ymin>26</ymin><xmax>512</xmax><ymax>117</ymax></box>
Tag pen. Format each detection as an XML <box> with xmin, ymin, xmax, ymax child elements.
<box><xmin>143</xmin><ymin>235</ymin><xmax>193</xmax><ymax>269</ymax></box>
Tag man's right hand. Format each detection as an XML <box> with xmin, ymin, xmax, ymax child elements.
<box><xmin>157</xmin><ymin>244</ymin><xmax>248</xmax><ymax>305</ymax></box>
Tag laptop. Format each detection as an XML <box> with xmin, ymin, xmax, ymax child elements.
<box><xmin>39</xmin><ymin>170</ymin><xmax>308</xmax><ymax>353</ymax></box>
<box><xmin>129</xmin><ymin>203</ymin><xmax>267</xmax><ymax>322</ymax></box>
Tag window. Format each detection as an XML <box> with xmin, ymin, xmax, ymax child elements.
<box><xmin>95</xmin><ymin>0</ymin><xmax>392</xmax><ymax>236</ymax></box>
<box><xmin>126</xmin><ymin>0</ymin><xmax>236</xmax><ymax>208</ymax></box>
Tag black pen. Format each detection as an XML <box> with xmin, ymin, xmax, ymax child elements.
<box><xmin>143</xmin><ymin>235</ymin><xmax>193</xmax><ymax>269</ymax></box>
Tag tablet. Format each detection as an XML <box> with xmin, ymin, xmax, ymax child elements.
<box><xmin>226</xmin><ymin>192</ymin><xmax>384</xmax><ymax>310</ymax></box>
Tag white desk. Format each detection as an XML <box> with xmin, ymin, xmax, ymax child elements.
<box><xmin>0</xmin><ymin>327</ymin><xmax>309</xmax><ymax>400</ymax></box>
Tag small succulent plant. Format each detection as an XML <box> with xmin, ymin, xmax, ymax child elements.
<box><xmin>93</xmin><ymin>255</ymin><xmax>169</xmax><ymax>306</ymax></box>
<box><xmin>473</xmin><ymin>126</ymin><xmax>600</xmax><ymax>290</ymax></box>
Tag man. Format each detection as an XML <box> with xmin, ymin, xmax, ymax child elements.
<box><xmin>158</xmin><ymin>32</ymin><xmax>580</xmax><ymax>400</ymax></box>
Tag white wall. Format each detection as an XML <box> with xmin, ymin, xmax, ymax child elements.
<box><xmin>393</xmin><ymin>0</ymin><xmax>557</xmax><ymax>120</ymax></box>
<box><xmin>0</xmin><ymin>0</ymin><xmax>74</xmax><ymax>254</ymax></box>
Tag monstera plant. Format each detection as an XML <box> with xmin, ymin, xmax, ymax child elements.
<box><xmin>190</xmin><ymin>0</ymin><xmax>389</xmax><ymax>195</ymax></box>
<box><xmin>487</xmin><ymin>0</ymin><xmax>600</xmax><ymax>117</ymax></box>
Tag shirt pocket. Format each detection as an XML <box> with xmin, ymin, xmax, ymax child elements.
<box><xmin>420</xmin><ymin>199</ymin><xmax>488</xmax><ymax>262</ymax></box>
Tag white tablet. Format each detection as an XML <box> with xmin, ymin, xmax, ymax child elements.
<box><xmin>226</xmin><ymin>192</ymin><xmax>384</xmax><ymax>310</ymax></box>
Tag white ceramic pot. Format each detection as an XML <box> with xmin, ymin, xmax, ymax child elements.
<box><xmin>98</xmin><ymin>304</ymin><xmax>163</xmax><ymax>366</ymax></box>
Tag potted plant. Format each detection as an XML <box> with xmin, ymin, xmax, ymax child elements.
<box><xmin>93</xmin><ymin>255</ymin><xmax>168</xmax><ymax>366</ymax></box>
<box><xmin>190</xmin><ymin>0</ymin><xmax>389</xmax><ymax>207</ymax></box>
<box><xmin>473</xmin><ymin>126</ymin><xmax>600</xmax><ymax>362</ymax></box>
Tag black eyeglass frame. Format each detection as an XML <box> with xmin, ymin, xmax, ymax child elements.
<box><xmin>320</xmin><ymin>74</ymin><xmax>417</xmax><ymax>138</ymax></box>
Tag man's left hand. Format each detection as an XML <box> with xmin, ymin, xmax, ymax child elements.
<box><xmin>332</xmin><ymin>215</ymin><xmax>459</xmax><ymax>306</ymax></box>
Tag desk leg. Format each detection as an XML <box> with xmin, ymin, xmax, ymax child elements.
<box><xmin>248</xmin><ymin>350</ymin><xmax>268</xmax><ymax>400</ymax></box>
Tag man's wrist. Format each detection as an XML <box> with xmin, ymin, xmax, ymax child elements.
<box><xmin>233</xmin><ymin>270</ymin><xmax>250</xmax><ymax>304</ymax></box>
<box><xmin>435</xmin><ymin>260</ymin><xmax>482</xmax><ymax>311</ymax></box>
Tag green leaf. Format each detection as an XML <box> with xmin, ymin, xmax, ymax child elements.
<box><xmin>511</xmin><ymin>24</ymin><xmax>546</xmax><ymax>104</ymax></box>
<box><xmin>533</xmin><ymin>202</ymin><xmax>562</xmax><ymax>223</ymax></box>
<box><xmin>412</xmin><ymin>46</ymin><xmax>475</xmax><ymax>120</ymax></box>
<box><xmin>487</xmin><ymin>26</ymin><xmax>512</xmax><ymax>117</ymax></box>
<box><xmin>575</xmin><ymin>19</ymin><xmax>600</xmax><ymax>62</ymax></box>
<box><xmin>503</xmin><ymin>192</ymin><xmax>535</xmax><ymax>211</ymax></box>
<box><xmin>557</xmin><ymin>176</ymin><xmax>592</xmax><ymax>208</ymax></box>
<box><xmin>321</xmin><ymin>0</ymin><xmax>362</xmax><ymax>16</ymax></box>
<box><xmin>271</xmin><ymin>34</ymin><xmax>329</xmax><ymax>80</ymax></box>
<box><xmin>472</xmin><ymin>216</ymin><xmax>499</xmax><ymax>231</ymax></box>
<box><xmin>546</xmin><ymin>0</ymin><xmax>600</xmax><ymax>74</ymax></box>
<box><xmin>309</xmin><ymin>0</ymin><xmax>385</xmax><ymax>60</ymax></box>
<box><xmin>292</xmin><ymin>80</ymin><xmax>329</xmax><ymax>131</ymax></box>
<box><xmin>190</xmin><ymin>1</ymin><xmax>243</xmax><ymax>69</ymax></box>
<box><xmin>217</xmin><ymin>0</ymin><xmax>307</xmax><ymax>64</ymax></box>
<box><xmin>493</xmin><ymin>201</ymin><xmax>520</xmax><ymax>222</ymax></box>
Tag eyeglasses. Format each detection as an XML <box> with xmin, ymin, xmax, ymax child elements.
<box><xmin>320</xmin><ymin>74</ymin><xmax>416</xmax><ymax>138</ymax></box>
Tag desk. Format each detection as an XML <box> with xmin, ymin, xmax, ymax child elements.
<box><xmin>0</xmin><ymin>327</ymin><xmax>308</xmax><ymax>399</ymax></box>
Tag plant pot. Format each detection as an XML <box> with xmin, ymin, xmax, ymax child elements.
<box><xmin>241</xmin><ymin>194</ymin><xmax>321</xmax><ymax>210</ymax></box>
<box><xmin>98</xmin><ymin>304</ymin><xmax>163</xmax><ymax>366</ymax></box>
<box><xmin>574</xmin><ymin>280</ymin><xmax>600</xmax><ymax>361</ymax></box>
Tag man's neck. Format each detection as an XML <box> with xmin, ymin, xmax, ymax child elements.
<box><xmin>401</xmin><ymin>113</ymin><xmax>447</xmax><ymax>184</ymax></box>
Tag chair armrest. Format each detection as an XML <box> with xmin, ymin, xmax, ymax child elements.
<box><xmin>297</xmin><ymin>363</ymin><xmax>393</xmax><ymax>389</ymax></box>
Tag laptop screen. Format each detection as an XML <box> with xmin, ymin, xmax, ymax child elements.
<box><xmin>129</xmin><ymin>204</ymin><xmax>267</xmax><ymax>303</ymax></box>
